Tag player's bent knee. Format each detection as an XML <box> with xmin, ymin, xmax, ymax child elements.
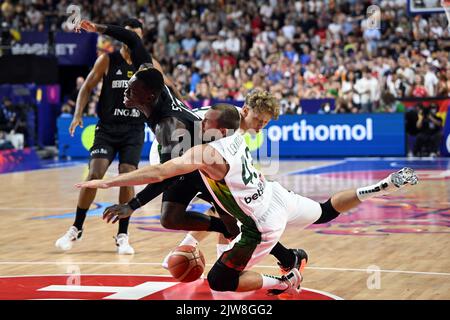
<box><xmin>87</xmin><ymin>171</ymin><xmax>105</xmax><ymax>181</ymax></box>
<box><xmin>160</xmin><ymin>210</ymin><xmax>184</xmax><ymax>230</ymax></box>
<box><xmin>160</xmin><ymin>213</ymin><xmax>177</xmax><ymax>229</ymax></box>
<box><xmin>314</xmin><ymin>199</ymin><xmax>341</xmax><ymax>224</ymax></box>
<box><xmin>207</xmin><ymin>261</ymin><xmax>240</xmax><ymax>292</ymax></box>
<box><xmin>118</xmin><ymin>163</ymin><xmax>137</xmax><ymax>174</ymax></box>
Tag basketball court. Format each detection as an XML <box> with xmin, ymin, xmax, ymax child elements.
<box><xmin>1</xmin><ymin>157</ymin><xmax>448</xmax><ymax>300</ymax></box>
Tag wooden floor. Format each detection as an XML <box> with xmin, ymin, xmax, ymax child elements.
<box><xmin>0</xmin><ymin>158</ymin><xmax>449</xmax><ymax>300</ymax></box>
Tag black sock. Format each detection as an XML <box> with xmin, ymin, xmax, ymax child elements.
<box><xmin>73</xmin><ymin>207</ymin><xmax>88</xmax><ymax>231</ymax></box>
<box><xmin>207</xmin><ymin>216</ymin><xmax>231</xmax><ymax>239</ymax></box>
<box><xmin>270</xmin><ymin>242</ymin><xmax>294</xmax><ymax>268</ymax></box>
<box><xmin>118</xmin><ymin>217</ymin><xmax>130</xmax><ymax>235</ymax></box>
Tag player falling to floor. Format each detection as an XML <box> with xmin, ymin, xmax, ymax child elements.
<box><xmin>55</xmin><ymin>18</ymin><xmax>179</xmax><ymax>254</ymax></box>
<box><xmin>77</xmin><ymin>104</ymin><xmax>418</xmax><ymax>295</ymax></box>
<box><xmin>156</xmin><ymin>92</ymin><xmax>296</xmax><ymax>269</ymax></box>
<box><xmin>75</xmin><ymin>19</ymin><xmax>305</xmax><ymax>272</ymax></box>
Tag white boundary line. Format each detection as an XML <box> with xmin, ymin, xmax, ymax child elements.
<box><xmin>301</xmin><ymin>287</ymin><xmax>344</xmax><ymax>300</ymax></box>
<box><xmin>0</xmin><ymin>261</ymin><xmax>449</xmax><ymax>277</ymax></box>
<box><xmin>0</xmin><ymin>273</ymin><xmax>343</xmax><ymax>300</ymax></box>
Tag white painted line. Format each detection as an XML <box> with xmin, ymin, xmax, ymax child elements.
<box><xmin>39</xmin><ymin>285</ymin><xmax>122</xmax><ymax>293</ymax></box>
<box><xmin>304</xmin><ymin>266</ymin><xmax>450</xmax><ymax>277</ymax></box>
<box><xmin>0</xmin><ymin>261</ymin><xmax>449</xmax><ymax>277</ymax></box>
<box><xmin>302</xmin><ymin>287</ymin><xmax>344</xmax><ymax>300</ymax></box>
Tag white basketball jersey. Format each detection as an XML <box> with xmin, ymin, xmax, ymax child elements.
<box><xmin>200</xmin><ymin>131</ymin><xmax>274</xmax><ymax>225</ymax></box>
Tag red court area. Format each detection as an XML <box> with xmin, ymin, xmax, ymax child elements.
<box><xmin>0</xmin><ymin>275</ymin><xmax>340</xmax><ymax>300</ymax></box>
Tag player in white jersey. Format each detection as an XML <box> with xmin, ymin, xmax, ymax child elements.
<box><xmin>78</xmin><ymin>104</ymin><xmax>418</xmax><ymax>295</ymax></box>
<box><xmin>151</xmin><ymin>93</ymin><xmax>306</xmax><ymax>272</ymax></box>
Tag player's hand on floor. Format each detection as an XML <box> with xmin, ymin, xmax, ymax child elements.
<box><xmin>103</xmin><ymin>204</ymin><xmax>134</xmax><ymax>224</ymax></box>
<box><xmin>75</xmin><ymin>180</ymin><xmax>109</xmax><ymax>189</ymax></box>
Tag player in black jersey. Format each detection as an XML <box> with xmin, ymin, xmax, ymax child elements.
<box><xmin>55</xmin><ymin>19</ymin><xmax>180</xmax><ymax>254</ymax></box>
<box><xmin>76</xmin><ymin>20</ymin><xmax>306</xmax><ymax>272</ymax></box>
<box><xmin>76</xmin><ymin>19</ymin><xmax>241</xmax><ymax>238</ymax></box>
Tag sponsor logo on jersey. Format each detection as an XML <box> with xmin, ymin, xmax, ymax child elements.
<box><xmin>244</xmin><ymin>181</ymin><xmax>265</xmax><ymax>204</ymax></box>
<box><xmin>111</xmin><ymin>80</ymin><xmax>129</xmax><ymax>89</ymax></box>
<box><xmin>127</xmin><ymin>71</ymin><xmax>134</xmax><ymax>78</ymax></box>
<box><xmin>113</xmin><ymin>108</ymin><xmax>141</xmax><ymax>117</ymax></box>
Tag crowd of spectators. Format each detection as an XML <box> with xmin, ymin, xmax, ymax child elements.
<box><xmin>1</xmin><ymin>0</ymin><xmax>450</xmax><ymax>117</ymax></box>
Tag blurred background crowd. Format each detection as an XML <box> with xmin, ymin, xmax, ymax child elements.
<box><xmin>1</xmin><ymin>0</ymin><xmax>450</xmax><ymax>114</ymax></box>
<box><xmin>0</xmin><ymin>0</ymin><xmax>448</xmax><ymax>156</ymax></box>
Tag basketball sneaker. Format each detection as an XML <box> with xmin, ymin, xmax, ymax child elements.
<box><xmin>267</xmin><ymin>268</ymin><xmax>302</xmax><ymax>296</ymax></box>
<box><xmin>115</xmin><ymin>233</ymin><xmax>135</xmax><ymax>255</ymax></box>
<box><xmin>278</xmin><ymin>248</ymin><xmax>308</xmax><ymax>275</ymax></box>
<box><xmin>55</xmin><ymin>226</ymin><xmax>83</xmax><ymax>251</ymax></box>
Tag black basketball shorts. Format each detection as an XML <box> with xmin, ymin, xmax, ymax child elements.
<box><xmin>89</xmin><ymin>123</ymin><xmax>144</xmax><ymax>167</ymax></box>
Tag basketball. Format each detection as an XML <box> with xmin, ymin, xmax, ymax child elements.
<box><xmin>167</xmin><ymin>245</ymin><xmax>206</xmax><ymax>282</ymax></box>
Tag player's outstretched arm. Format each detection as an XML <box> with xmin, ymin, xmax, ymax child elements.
<box><xmin>79</xmin><ymin>20</ymin><xmax>151</xmax><ymax>69</ymax></box>
<box><xmin>75</xmin><ymin>145</ymin><xmax>207</xmax><ymax>189</ymax></box>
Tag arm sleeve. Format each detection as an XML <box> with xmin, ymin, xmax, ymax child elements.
<box><xmin>103</xmin><ymin>24</ymin><xmax>152</xmax><ymax>69</ymax></box>
<box><xmin>129</xmin><ymin>177</ymin><xmax>180</xmax><ymax>210</ymax></box>
<box><xmin>129</xmin><ymin>148</ymin><xmax>182</xmax><ymax>209</ymax></box>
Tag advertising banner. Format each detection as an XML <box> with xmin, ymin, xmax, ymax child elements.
<box><xmin>12</xmin><ymin>32</ymin><xmax>98</xmax><ymax>66</ymax></box>
<box><xmin>58</xmin><ymin>113</ymin><xmax>405</xmax><ymax>159</ymax></box>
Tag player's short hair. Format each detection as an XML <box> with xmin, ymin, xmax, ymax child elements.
<box><xmin>211</xmin><ymin>103</ymin><xmax>241</xmax><ymax>130</ymax></box>
<box><xmin>122</xmin><ymin>18</ymin><xmax>143</xmax><ymax>30</ymax></box>
<box><xmin>245</xmin><ymin>89</ymin><xmax>280</xmax><ymax>120</ymax></box>
<box><xmin>135</xmin><ymin>67</ymin><xmax>164</xmax><ymax>97</ymax></box>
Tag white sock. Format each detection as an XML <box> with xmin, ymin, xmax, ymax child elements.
<box><xmin>216</xmin><ymin>244</ymin><xmax>229</xmax><ymax>258</ymax></box>
<box><xmin>356</xmin><ymin>176</ymin><xmax>392</xmax><ymax>201</ymax></box>
<box><xmin>179</xmin><ymin>234</ymin><xmax>199</xmax><ymax>247</ymax></box>
<box><xmin>261</xmin><ymin>275</ymin><xmax>288</xmax><ymax>290</ymax></box>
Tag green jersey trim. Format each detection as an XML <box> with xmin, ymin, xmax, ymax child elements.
<box><xmin>204</xmin><ymin>176</ymin><xmax>261</xmax><ymax>244</ymax></box>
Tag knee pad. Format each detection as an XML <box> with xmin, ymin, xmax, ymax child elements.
<box><xmin>314</xmin><ymin>199</ymin><xmax>340</xmax><ymax>224</ymax></box>
<box><xmin>207</xmin><ymin>260</ymin><xmax>240</xmax><ymax>292</ymax></box>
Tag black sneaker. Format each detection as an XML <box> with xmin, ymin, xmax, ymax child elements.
<box><xmin>278</xmin><ymin>248</ymin><xmax>308</xmax><ymax>274</ymax></box>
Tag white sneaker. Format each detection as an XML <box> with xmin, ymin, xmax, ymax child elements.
<box><xmin>115</xmin><ymin>233</ymin><xmax>135</xmax><ymax>255</ymax></box>
<box><xmin>382</xmin><ymin>167</ymin><xmax>418</xmax><ymax>194</ymax></box>
<box><xmin>55</xmin><ymin>226</ymin><xmax>82</xmax><ymax>251</ymax></box>
<box><xmin>162</xmin><ymin>250</ymin><xmax>173</xmax><ymax>270</ymax></box>
<box><xmin>267</xmin><ymin>268</ymin><xmax>303</xmax><ymax>296</ymax></box>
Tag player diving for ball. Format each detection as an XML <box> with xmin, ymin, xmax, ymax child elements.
<box><xmin>77</xmin><ymin>104</ymin><xmax>418</xmax><ymax>295</ymax></box>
